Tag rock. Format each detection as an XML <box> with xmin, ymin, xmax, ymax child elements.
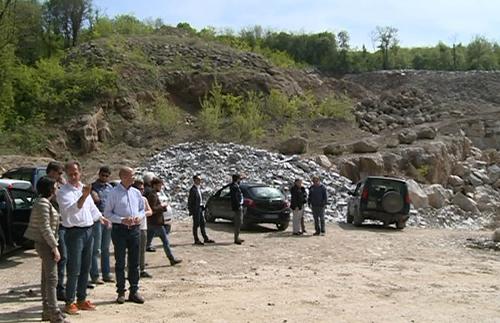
<box><xmin>114</xmin><ymin>96</ymin><xmax>139</xmax><ymax>120</ymax></box>
<box><xmin>386</xmin><ymin>137</ymin><xmax>399</xmax><ymax>148</ymax></box>
<box><xmin>315</xmin><ymin>155</ymin><xmax>332</xmax><ymax>169</ymax></box>
<box><xmin>66</xmin><ymin>109</ymin><xmax>108</xmax><ymax>154</ymax></box>
<box><xmin>487</xmin><ymin>165</ymin><xmax>500</xmax><ymax>184</ymax></box>
<box><xmin>474</xmin><ymin>186</ymin><xmax>500</xmax><ymax>212</ymax></box>
<box><xmin>467</xmin><ymin>173</ymin><xmax>484</xmax><ymax>187</ymax></box>
<box><xmin>398</xmin><ymin>130</ymin><xmax>417</xmax><ymax>144</ymax></box>
<box><xmin>407</xmin><ymin>179</ymin><xmax>429</xmax><ymax>209</ymax></box>
<box><xmin>448</xmin><ymin>175</ymin><xmax>464</xmax><ymax>187</ymax></box>
<box><xmin>323</xmin><ymin>144</ymin><xmax>346</xmax><ymax>156</ymax></box>
<box><xmin>338</xmin><ymin>159</ymin><xmax>359</xmax><ymax>182</ymax></box>
<box><xmin>358</xmin><ymin>154</ymin><xmax>385</xmax><ymax>179</ymax></box>
<box><xmin>279</xmin><ymin>137</ymin><xmax>308</xmax><ymax>155</ymax></box>
<box><xmin>493</xmin><ymin>229</ymin><xmax>500</xmax><ymax>242</ymax></box>
<box><xmin>424</xmin><ymin>184</ymin><xmax>448</xmax><ymax>209</ymax></box>
<box><xmin>417</xmin><ymin>127</ymin><xmax>437</xmax><ymax>140</ymax></box>
<box><xmin>452</xmin><ymin>192</ymin><xmax>480</xmax><ymax>214</ymax></box>
<box><xmin>494</xmin><ymin>179</ymin><xmax>500</xmax><ymax>189</ymax></box>
<box><xmin>452</xmin><ymin>162</ymin><xmax>470</xmax><ymax>178</ymax></box>
<box><xmin>352</xmin><ymin>139</ymin><xmax>379</xmax><ymax>153</ymax></box>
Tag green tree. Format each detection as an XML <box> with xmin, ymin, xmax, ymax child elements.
<box><xmin>43</xmin><ymin>0</ymin><xmax>92</xmax><ymax>47</ymax></box>
<box><xmin>372</xmin><ymin>26</ymin><xmax>399</xmax><ymax>69</ymax></box>
<box><xmin>466</xmin><ymin>36</ymin><xmax>498</xmax><ymax>70</ymax></box>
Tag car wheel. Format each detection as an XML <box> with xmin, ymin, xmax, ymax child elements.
<box><xmin>353</xmin><ymin>209</ymin><xmax>363</xmax><ymax>226</ymax></box>
<box><xmin>346</xmin><ymin>210</ymin><xmax>354</xmax><ymax>224</ymax></box>
<box><xmin>204</xmin><ymin>208</ymin><xmax>216</xmax><ymax>223</ymax></box>
<box><xmin>382</xmin><ymin>191</ymin><xmax>404</xmax><ymax>214</ymax></box>
<box><xmin>276</xmin><ymin>221</ymin><xmax>289</xmax><ymax>231</ymax></box>
<box><xmin>0</xmin><ymin>226</ymin><xmax>6</xmax><ymax>257</ymax></box>
<box><xmin>396</xmin><ymin>219</ymin><xmax>407</xmax><ymax>230</ymax></box>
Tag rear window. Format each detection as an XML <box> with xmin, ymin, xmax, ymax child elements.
<box><xmin>249</xmin><ymin>187</ymin><xmax>284</xmax><ymax>199</ymax></box>
<box><xmin>9</xmin><ymin>189</ymin><xmax>36</xmax><ymax>209</ymax></box>
<box><xmin>4</xmin><ymin>170</ymin><xmax>32</xmax><ymax>182</ymax></box>
<box><xmin>367</xmin><ymin>179</ymin><xmax>406</xmax><ymax>196</ymax></box>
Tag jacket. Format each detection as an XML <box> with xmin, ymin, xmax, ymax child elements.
<box><xmin>308</xmin><ymin>184</ymin><xmax>328</xmax><ymax>207</ymax></box>
<box><xmin>145</xmin><ymin>190</ymin><xmax>164</xmax><ymax>226</ymax></box>
<box><xmin>24</xmin><ymin>197</ymin><xmax>59</xmax><ymax>249</ymax></box>
<box><xmin>188</xmin><ymin>185</ymin><xmax>202</xmax><ymax>216</ymax></box>
<box><xmin>229</xmin><ymin>182</ymin><xmax>243</xmax><ymax>211</ymax></box>
<box><xmin>290</xmin><ymin>185</ymin><xmax>307</xmax><ymax>210</ymax></box>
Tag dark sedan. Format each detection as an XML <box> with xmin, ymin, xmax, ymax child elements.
<box><xmin>205</xmin><ymin>183</ymin><xmax>291</xmax><ymax>231</ymax></box>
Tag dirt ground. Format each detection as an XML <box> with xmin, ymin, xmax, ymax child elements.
<box><xmin>0</xmin><ymin>221</ymin><xmax>499</xmax><ymax>323</ymax></box>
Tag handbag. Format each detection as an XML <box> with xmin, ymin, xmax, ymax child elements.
<box><xmin>163</xmin><ymin>205</ymin><xmax>174</xmax><ymax>225</ymax></box>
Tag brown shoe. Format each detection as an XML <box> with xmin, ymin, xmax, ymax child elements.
<box><xmin>128</xmin><ymin>292</ymin><xmax>145</xmax><ymax>304</ymax></box>
<box><xmin>116</xmin><ymin>293</ymin><xmax>126</xmax><ymax>304</ymax></box>
<box><xmin>91</xmin><ymin>278</ymin><xmax>105</xmax><ymax>285</ymax></box>
<box><xmin>64</xmin><ymin>303</ymin><xmax>79</xmax><ymax>315</ymax></box>
<box><xmin>76</xmin><ymin>300</ymin><xmax>96</xmax><ymax>311</ymax></box>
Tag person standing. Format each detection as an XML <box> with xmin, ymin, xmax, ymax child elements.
<box><xmin>290</xmin><ymin>178</ymin><xmax>307</xmax><ymax>235</ymax></box>
<box><xmin>188</xmin><ymin>175</ymin><xmax>214</xmax><ymax>245</ymax></box>
<box><xmin>57</xmin><ymin>161</ymin><xmax>110</xmax><ymax>315</ymax></box>
<box><xmin>24</xmin><ymin>176</ymin><xmax>69</xmax><ymax>323</ymax></box>
<box><xmin>46</xmin><ymin>161</ymin><xmax>67</xmax><ymax>302</ymax></box>
<box><xmin>143</xmin><ymin>172</ymin><xmax>156</xmax><ymax>252</ymax></box>
<box><xmin>132</xmin><ymin>179</ymin><xmax>153</xmax><ymax>278</ymax></box>
<box><xmin>229</xmin><ymin>174</ymin><xmax>244</xmax><ymax>245</ymax></box>
<box><xmin>307</xmin><ymin>176</ymin><xmax>328</xmax><ymax>236</ymax></box>
<box><xmin>104</xmin><ymin>167</ymin><xmax>146</xmax><ymax>304</ymax></box>
<box><xmin>145</xmin><ymin>177</ymin><xmax>182</xmax><ymax>266</ymax></box>
<box><xmin>90</xmin><ymin>166</ymin><xmax>114</xmax><ymax>285</ymax></box>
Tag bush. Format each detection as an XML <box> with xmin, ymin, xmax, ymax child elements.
<box><xmin>151</xmin><ymin>96</ymin><xmax>182</xmax><ymax>131</ymax></box>
<box><xmin>315</xmin><ymin>96</ymin><xmax>354</xmax><ymax>120</ymax></box>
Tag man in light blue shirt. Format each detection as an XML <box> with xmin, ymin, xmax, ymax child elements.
<box><xmin>104</xmin><ymin>167</ymin><xmax>145</xmax><ymax>304</ymax></box>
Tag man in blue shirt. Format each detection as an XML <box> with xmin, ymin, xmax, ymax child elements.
<box><xmin>308</xmin><ymin>176</ymin><xmax>328</xmax><ymax>236</ymax></box>
<box><xmin>104</xmin><ymin>167</ymin><xmax>145</xmax><ymax>304</ymax></box>
<box><xmin>90</xmin><ymin>166</ymin><xmax>114</xmax><ymax>284</ymax></box>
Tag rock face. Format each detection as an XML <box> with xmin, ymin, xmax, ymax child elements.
<box><xmin>278</xmin><ymin>137</ymin><xmax>308</xmax><ymax>155</ymax></box>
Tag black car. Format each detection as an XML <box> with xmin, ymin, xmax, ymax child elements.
<box><xmin>2</xmin><ymin>166</ymin><xmax>47</xmax><ymax>189</ymax></box>
<box><xmin>205</xmin><ymin>183</ymin><xmax>291</xmax><ymax>231</ymax></box>
<box><xmin>0</xmin><ymin>181</ymin><xmax>37</xmax><ymax>256</ymax></box>
<box><xmin>346</xmin><ymin>176</ymin><xmax>411</xmax><ymax>229</ymax></box>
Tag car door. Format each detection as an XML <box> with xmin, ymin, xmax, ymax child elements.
<box><xmin>348</xmin><ymin>182</ymin><xmax>362</xmax><ymax>216</ymax></box>
<box><xmin>9</xmin><ymin>188</ymin><xmax>36</xmax><ymax>244</ymax></box>
<box><xmin>209</xmin><ymin>185</ymin><xmax>232</xmax><ymax>220</ymax></box>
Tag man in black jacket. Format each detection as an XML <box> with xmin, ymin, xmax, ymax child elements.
<box><xmin>308</xmin><ymin>176</ymin><xmax>328</xmax><ymax>236</ymax></box>
<box><xmin>229</xmin><ymin>174</ymin><xmax>244</xmax><ymax>245</ymax></box>
<box><xmin>290</xmin><ymin>178</ymin><xmax>307</xmax><ymax>235</ymax></box>
<box><xmin>188</xmin><ymin>175</ymin><xmax>214</xmax><ymax>245</ymax></box>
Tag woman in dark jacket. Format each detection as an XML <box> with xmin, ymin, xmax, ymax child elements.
<box><xmin>24</xmin><ymin>176</ymin><xmax>69</xmax><ymax>323</ymax></box>
<box><xmin>290</xmin><ymin>179</ymin><xmax>307</xmax><ymax>235</ymax></box>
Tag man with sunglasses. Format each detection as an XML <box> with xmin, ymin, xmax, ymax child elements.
<box><xmin>90</xmin><ymin>166</ymin><xmax>115</xmax><ymax>285</ymax></box>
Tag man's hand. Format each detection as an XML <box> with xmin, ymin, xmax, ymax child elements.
<box><xmin>52</xmin><ymin>247</ymin><xmax>61</xmax><ymax>262</ymax></box>
<box><xmin>121</xmin><ymin>217</ymin><xmax>134</xmax><ymax>226</ymax></box>
<box><xmin>100</xmin><ymin>216</ymin><xmax>111</xmax><ymax>228</ymax></box>
<box><xmin>132</xmin><ymin>216</ymin><xmax>142</xmax><ymax>225</ymax></box>
<box><xmin>82</xmin><ymin>185</ymin><xmax>92</xmax><ymax>197</ymax></box>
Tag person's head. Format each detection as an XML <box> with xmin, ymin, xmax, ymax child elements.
<box><xmin>98</xmin><ymin>166</ymin><xmax>111</xmax><ymax>183</ymax></box>
<box><xmin>151</xmin><ymin>177</ymin><xmax>163</xmax><ymax>192</ymax></box>
<box><xmin>65</xmin><ymin>160</ymin><xmax>82</xmax><ymax>186</ymax></box>
<box><xmin>232</xmin><ymin>174</ymin><xmax>241</xmax><ymax>183</ymax></box>
<box><xmin>312</xmin><ymin>176</ymin><xmax>320</xmax><ymax>186</ymax></box>
<box><xmin>46</xmin><ymin>161</ymin><xmax>64</xmax><ymax>182</ymax></box>
<box><xmin>193</xmin><ymin>174</ymin><xmax>201</xmax><ymax>186</ymax></box>
<box><xmin>118</xmin><ymin>167</ymin><xmax>135</xmax><ymax>188</ymax></box>
<box><xmin>143</xmin><ymin>172</ymin><xmax>155</xmax><ymax>187</ymax></box>
<box><xmin>294</xmin><ymin>178</ymin><xmax>303</xmax><ymax>187</ymax></box>
<box><xmin>132</xmin><ymin>178</ymin><xmax>145</xmax><ymax>193</ymax></box>
<box><xmin>36</xmin><ymin>176</ymin><xmax>57</xmax><ymax>198</ymax></box>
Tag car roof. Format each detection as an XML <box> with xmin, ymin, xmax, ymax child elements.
<box><xmin>363</xmin><ymin>176</ymin><xmax>407</xmax><ymax>183</ymax></box>
<box><xmin>240</xmin><ymin>182</ymin><xmax>272</xmax><ymax>188</ymax></box>
<box><xmin>4</xmin><ymin>166</ymin><xmax>46</xmax><ymax>171</ymax></box>
<box><xmin>0</xmin><ymin>179</ymin><xmax>34</xmax><ymax>190</ymax></box>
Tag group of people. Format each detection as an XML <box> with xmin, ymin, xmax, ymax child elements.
<box><xmin>24</xmin><ymin>160</ymin><xmax>329</xmax><ymax>323</ymax></box>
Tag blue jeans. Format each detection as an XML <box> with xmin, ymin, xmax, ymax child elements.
<box><xmin>90</xmin><ymin>221</ymin><xmax>102</xmax><ymax>280</ymax></box>
<box><xmin>112</xmin><ymin>224</ymin><xmax>140</xmax><ymax>294</ymax></box>
<box><xmin>64</xmin><ymin>226</ymin><xmax>93</xmax><ymax>304</ymax></box>
<box><xmin>101</xmin><ymin>223</ymin><xmax>112</xmax><ymax>279</ymax></box>
<box><xmin>56</xmin><ymin>226</ymin><xmax>67</xmax><ymax>296</ymax></box>
<box><xmin>148</xmin><ymin>225</ymin><xmax>175</xmax><ymax>261</ymax></box>
<box><xmin>312</xmin><ymin>206</ymin><xmax>326</xmax><ymax>233</ymax></box>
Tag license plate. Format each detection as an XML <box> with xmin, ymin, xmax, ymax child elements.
<box><xmin>263</xmin><ymin>214</ymin><xmax>279</xmax><ymax>220</ymax></box>
<box><xmin>367</xmin><ymin>201</ymin><xmax>376</xmax><ymax>209</ymax></box>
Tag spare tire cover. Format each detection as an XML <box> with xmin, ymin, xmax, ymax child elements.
<box><xmin>382</xmin><ymin>191</ymin><xmax>404</xmax><ymax>214</ymax></box>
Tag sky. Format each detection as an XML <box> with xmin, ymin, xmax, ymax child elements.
<box><xmin>93</xmin><ymin>0</ymin><xmax>500</xmax><ymax>49</ymax></box>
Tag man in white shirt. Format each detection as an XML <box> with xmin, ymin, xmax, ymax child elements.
<box><xmin>57</xmin><ymin>161</ymin><xmax>110</xmax><ymax>315</ymax></box>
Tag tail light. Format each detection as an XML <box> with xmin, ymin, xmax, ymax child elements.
<box><xmin>243</xmin><ymin>198</ymin><xmax>256</xmax><ymax>208</ymax></box>
<box><xmin>361</xmin><ymin>187</ymin><xmax>369</xmax><ymax>201</ymax></box>
<box><xmin>7</xmin><ymin>184</ymin><xmax>13</xmax><ymax>190</ymax></box>
<box><xmin>404</xmin><ymin>193</ymin><xmax>411</xmax><ymax>204</ymax></box>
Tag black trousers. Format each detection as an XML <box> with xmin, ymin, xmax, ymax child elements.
<box><xmin>192</xmin><ymin>208</ymin><xmax>208</xmax><ymax>242</ymax></box>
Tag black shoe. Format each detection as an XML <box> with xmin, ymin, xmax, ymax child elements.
<box><xmin>204</xmin><ymin>239</ymin><xmax>215</xmax><ymax>243</ymax></box>
<box><xmin>140</xmin><ymin>271</ymin><xmax>153</xmax><ymax>278</ymax></box>
<box><xmin>87</xmin><ymin>283</ymin><xmax>95</xmax><ymax>289</ymax></box>
<box><xmin>57</xmin><ymin>291</ymin><xmax>66</xmax><ymax>302</ymax></box>
<box><xmin>193</xmin><ymin>240</ymin><xmax>204</xmax><ymax>245</ymax></box>
<box><xmin>128</xmin><ymin>292</ymin><xmax>145</xmax><ymax>304</ymax></box>
<box><xmin>116</xmin><ymin>293</ymin><xmax>126</xmax><ymax>304</ymax></box>
<box><xmin>103</xmin><ymin>276</ymin><xmax>115</xmax><ymax>283</ymax></box>
<box><xmin>234</xmin><ymin>239</ymin><xmax>244</xmax><ymax>245</ymax></box>
<box><xmin>292</xmin><ymin>232</ymin><xmax>301</xmax><ymax>236</ymax></box>
<box><xmin>146</xmin><ymin>246</ymin><xmax>156</xmax><ymax>252</ymax></box>
<box><xmin>170</xmin><ymin>258</ymin><xmax>182</xmax><ymax>266</ymax></box>
<box><xmin>313</xmin><ymin>232</ymin><xmax>320</xmax><ymax>236</ymax></box>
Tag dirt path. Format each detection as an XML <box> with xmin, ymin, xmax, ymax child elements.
<box><xmin>0</xmin><ymin>222</ymin><xmax>499</xmax><ymax>323</ymax></box>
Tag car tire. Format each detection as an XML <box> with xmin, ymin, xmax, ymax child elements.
<box><xmin>204</xmin><ymin>208</ymin><xmax>216</xmax><ymax>223</ymax></box>
<box><xmin>276</xmin><ymin>221</ymin><xmax>289</xmax><ymax>231</ymax></box>
<box><xmin>396</xmin><ymin>219</ymin><xmax>407</xmax><ymax>230</ymax></box>
<box><xmin>0</xmin><ymin>226</ymin><xmax>6</xmax><ymax>257</ymax></box>
<box><xmin>353</xmin><ymin>210</ymin><xmax>363</xmax><ymax>227</ymax></box>
<box><xmin>382</xmin><ymin>191</ymin><xmax>404</xmax><ymax>214</ymax></box>
<box><xmin>346</xmin><ymin>210</ymin><xmax>354</xmax><ymax>224</ymax></box>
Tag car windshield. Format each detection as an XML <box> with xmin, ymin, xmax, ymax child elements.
<box><xmin>249</xmin><ymin>186</ymin><xmax>284</xmax><ymax>199</ymax></box>
<box><xmin>10</xmin><ymin>189</ymin><xmax>36</xmax><ymax>209</ymax></box>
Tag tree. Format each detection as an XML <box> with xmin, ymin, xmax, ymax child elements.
<box><xmin>466</xmin><ymin>36</ymin><xmax>497</xmax><ymax>70</ymax></box>
<box><xmin>0</xmin><ymin>0</ymin><xmax>16</xmax><ymax>49</ymax></box>
<box><xmin>371</xmin><ymin>26</ymin><xmax>399</xmax><ymax>69</ymax></box>
<box><xmin>336</xmin><ymin>30</ymin><xmax>351</xmax><ymax>73</ymax></box>
<box><xmin>13</xmin><ymin>0</ymin><xmax>44</xmax><ymax>64</ymax></box>
<box><xmin>43</xmin><ymin>0</ymin><xmax>92</xmax><ymax>47</ymax></box>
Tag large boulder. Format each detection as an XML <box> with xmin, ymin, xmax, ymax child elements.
<box><xmin>448</xmin><ymin>175</ymin><xmax>465</xmax><ymax>187</ymax></box>
<box><xmin>114</xmin><ymin>96</ymin><xmax>139</xmax><ymax>120</ymax></box>
<box><xmin>417</xmin><ymin>127</ymin><xmax>437</xmax><ymax>140</ymax></box>
<box><xmin>493</xmin><ymin>229</ymin><xmax>500</xmax><ymax>242</ymax></box>
<box><xmin>474</xmin><ymin>186</ymin><xmax>500</xmax><ymax>212</ymax></box>
<box><xmin>352</xmin><ymin>139</ymin><xmax>379</xmax><ymax>153</ymax></box>
<box><xmin>407</xmin><ymin>179</ymin><xmax>429</xmax><ymax>209</ymax></box>
<box><xmin>66</xmin><ymin>108</ymin><xmax>109</xmax><ymax>154</ymax></box>
<box><xmin>358</xmin><ymin>154</ymin><xmax>385</xmax><ymax>179</ymax></box>
<box><xmin>424</xmin><ymin>184</ymin><xmax>449</xmax><ymax>209</ymax></box>
<box><xmin>487</xmin><ymin>165</ymin><xmax>500</xmax><ymax>184</ymax></box>
<box><xmin>315</xmin><ymin>155</ymin><xmax>332</xmax><ymax>169</ymax></box>
<box><xmin>398</xmin><ymin>130</ymin><xmax>417</xmax><ymax>144</ymax></box>
<box><xmin>452</xmin><ymin>192</ymin><xmax>480</xmax><ymax>213</ymax></box>
<box><xmin>338</xmin><ymin>159</ymin><xmax>359</xmax><ymax>182</ymax></box>
<box><xmin>279</xmin><ymin>137</ymin><xmax>308</xmax><ymax>155</ymax></box>
<box><xmin>323</xmin><ymin>143</ymin><xmax>346</xmax><ymax>156</ymax></box>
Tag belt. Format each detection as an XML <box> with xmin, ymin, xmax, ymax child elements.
<box><xmin>112</xmin><ymin>223</ymin><xmax>140</xmax><ymax>229</ymax></box>
<box><xmin>64</xmin><ymin>225</ymin><xmax>93</xmax><ymax>230</ymax></box>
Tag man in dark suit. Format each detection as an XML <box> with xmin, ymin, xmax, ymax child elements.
<box><xmin>229</xmin><ymin>174</ymin><xmax>245</xmax><ymax>245</ymax></box>
<box><xmin>188</xmin><ymin>175</ymin><xmax>214</xmax><ymax>245</ymax></box>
